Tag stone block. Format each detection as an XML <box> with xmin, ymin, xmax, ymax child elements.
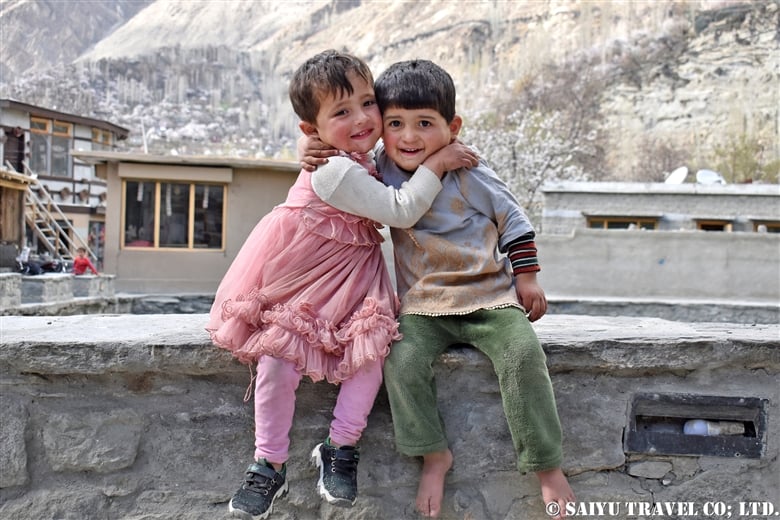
<box><xmin>21</xmin><ymin>273</ymin><xmax>73</xmax><ymax>304</ymax></box>
<box><xmin>72</xmin><ymin>274</ymin><xmax>115</xmax><ymax>298</ymax></box>
<box><xmin>0</xmin><ymin>397</ymin><xmax>28</xmax><ymax>488</ymax></box>
<box><xmin>42</xmin><ymin>409</ymin><xmax>143</xmax><ymax>473</ymax></box>
<box><xmin>0</xmin><ymin>272</ymin><xmax>22</xmax><ymax>309</ymax></box>
<box><xmin>628</xmin><ymin>460</ymin><xmax>674</xmax><ymax>479</ymax></box>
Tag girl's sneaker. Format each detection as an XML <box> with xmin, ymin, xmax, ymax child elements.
<box><xmin>228</xmin><ymin>460</ymin><xmax>288</xmax><ymax>519</ymax></box>
<box><xmin>310</xmin><ymin>439</ymin><xmax>360</xmax><ymax>506</ymax></box>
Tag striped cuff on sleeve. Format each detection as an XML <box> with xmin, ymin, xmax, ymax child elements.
<box><xmin>507</xmin><ymin>232</ymin><xmax>540</xmax><ymax>275</ymax></box>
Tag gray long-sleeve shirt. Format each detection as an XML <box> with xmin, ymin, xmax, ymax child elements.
<box><xmin>377</xmin><ymin>148</ymin><xmax>535</xmax><ymax>316</ymax></box>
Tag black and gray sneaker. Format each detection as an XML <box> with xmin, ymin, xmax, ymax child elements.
<box><xmin>310</xmin><ymin>439</ymin><xmax>360</xmax><ymax>506</ymax></box>
<box><xmin>228</xmin><ymin>460</ymin><xmax>288</xmax><ymax>519</ymax></box>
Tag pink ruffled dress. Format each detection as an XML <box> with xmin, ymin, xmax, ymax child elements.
<box><xmin>206</xmin><ymin>165</ymin><xmax>400</xmax><ymax>384</ymax></box>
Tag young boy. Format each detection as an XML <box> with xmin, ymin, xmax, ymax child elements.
<box><xmin>302</xmin><ymin>59</ymin><xmax>575</xmax><ymax>518</ymax></box>
<box><xmin>72</xmin><ymin>246</ymin><xmax>98</xmax><ymax>275</ymax></box>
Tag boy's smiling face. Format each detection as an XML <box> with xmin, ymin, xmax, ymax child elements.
<box><xmin>382</xmin><ymin>107</ymin><xmax>462</xmax><ymax>172</ymax></box>
<box><xmin>300</xmin><ymin>72</ymin><xmax>382</xmax><ymax>155</ymax></box>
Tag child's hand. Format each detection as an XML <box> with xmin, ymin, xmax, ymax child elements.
<box><xmin>297</xmin><ymin>135</ymin><xmax>338</xmax><ymax>172</ymax></box>
<box><xmin>422</xmin><ymin>142</ymin><xmax>479</xmax><ymax>177</ymax></box>
<box><xmin>515</xmin><ymin>272</ymin><xmax>548</xmax><ymax>322</ymax></box>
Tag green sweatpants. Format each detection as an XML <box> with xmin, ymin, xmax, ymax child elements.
<box><xmin>383</xmin><ymin>307</ymin><xmax>563</xmax><ymax>473</ymax></box>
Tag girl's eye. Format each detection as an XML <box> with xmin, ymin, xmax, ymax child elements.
<box><xmin>364</xmin><ymin>99</ymin><xmax>376</xmax><ymax>107</ymax></box>
<box><xmin>334</xmin><ymin>109</ymin><xmax>348</xmax><ymax>117</ymax></box>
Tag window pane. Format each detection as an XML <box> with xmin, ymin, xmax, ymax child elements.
<box><xmin>159</xmin><ymin>183</ymin><xmax>190</xmax><ymax>248</ymax></box>
<box><xmin>124</xmin><ymin>181</ymin><xmax>156</xmax><ymax>247</ymax></box>
<box><xmin>588</xmin><ymin>219</ymin><xmax>604</xmax><ymax>229</ymax></box>
<box><xmin>31</xmin><ymin>119</ymin><xmax>48</xmax><ymax>131</ymax></box>
<box><xmin>30</xmin><ymin>133</ymin><xmax>49</xmax><ymax>174</ymax></box>
<box><xmin>607</xmin><ymin>221</ymin><xmax>631</xmax><ymax>229</ymax></box>
<box><xmin>91</xmin><ymin>128</ymin><xmax>112</xmax><ymax>150</ymax></box>
<box><xmin>88</xmin><ymin>221</ymin><xmax>105</xmax><ymax>270</ymax></box>
<box><xmin>53</xmin><ymin>121</ymin><xmax>71</xmax><ymax>135</ymax></box>
<box><xmin>194</xmin><ymin>184</ymin><xmax>224</xmax><ymax>249</ymax></box>
<box><xmin>50</xmin><ymin>135</ymin><xmax>71</xmax><ymax>177</ymax></box>
<box><xmin>699</xmin><ymin>223</ymin><xmax>726</xmax><ymax>232</ymax></box>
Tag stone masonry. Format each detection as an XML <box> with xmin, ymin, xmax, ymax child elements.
<box><xmin>0</xmin><ymin>314</ymin><xmax>778</xmax><ymax>520</ymax></box>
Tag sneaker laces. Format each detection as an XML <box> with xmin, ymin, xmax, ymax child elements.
<box><xmin>330</xmin><ymin>447</ymin><xmax>359</xmax><ymax>478</ymax></box>
<box><xmin>244</xmin><ymin>463</ymin><xmax>281</xmax><ymax>495</ymax></box>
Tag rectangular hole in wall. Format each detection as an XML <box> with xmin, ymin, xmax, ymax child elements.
<box><xmin>624</xmin><ymin>393</ymin><xmax>768</xmax><ymax>459</ymax></box>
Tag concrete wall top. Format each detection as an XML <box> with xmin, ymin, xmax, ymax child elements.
<box><xmin>2</xmin><ymin>313</ymin><xmax>777</xmax><ymax>376</ymax></box>
<box><xmin>542</xmin><ymin>181</ymin><xmax>780</xmax><ymax>197</ymax></box>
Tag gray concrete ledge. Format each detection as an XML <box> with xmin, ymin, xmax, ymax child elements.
<box><xmin>0</xmin><ymin>314</ymin><xmax>778</xmax><ymax>519</ymax></box>
<box><xmin>4</xmin><ymin>292</ymin><xmax>778</xmax><ymax>325</ymax></box>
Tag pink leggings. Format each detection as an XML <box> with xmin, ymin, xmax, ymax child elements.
<box><xmin>253</xmin><ymin>355</ymin><xmax>383</xmax><ymax>464</ymax></box>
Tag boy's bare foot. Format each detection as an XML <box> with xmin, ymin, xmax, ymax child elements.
<box><xmin>537</xmin><ymin>467</ymin><xmax>575</xmax><ymax>518</ymax></box>
<box><xmin>416</xmin><ymin>449</ymin><xmax>453</xmax><ymax>518</ymax></box>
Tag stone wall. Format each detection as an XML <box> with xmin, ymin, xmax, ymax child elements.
<box><xmin>0</xmin><ymin>272</ymin><xmax>20</xmax><ymax>309</ymax></box>
<box><xmin>0</xmin><ymin>272</ymin><xmax>116</xmax><ymax>311</ymax></box>
<box><xmin>0</xmin><ymin>314</ymin><xmax>777</xmax><ymax>520</ymax></box>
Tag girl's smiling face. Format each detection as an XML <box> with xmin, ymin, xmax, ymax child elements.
<box><xmin>301</xmin><ymin>72</ymin><xmax>382</xmax><ymax>154</ymax></box>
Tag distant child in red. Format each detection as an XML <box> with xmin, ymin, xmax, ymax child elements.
<box><xmin>72</xmin><ymin>247</ymin><xmax>98</xmax><ymax>275</ymax></box>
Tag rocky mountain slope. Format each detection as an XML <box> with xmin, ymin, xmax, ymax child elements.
<box><xmin>1</xmin><ymin>0</ymin><xmax>777</xmax><ymax>180</ymax></box>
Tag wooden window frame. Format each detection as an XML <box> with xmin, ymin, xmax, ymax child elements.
<box><xmin>752</xmin><ymin>220</ymin><xmax>780</xmax><ymax>233</ymax></box>
<box><xmin>121</xmin><ymin>179</ymin><xmax>227</xmax><ymax>251</ymax></box>
<box><xmin>587</xmin><ymin>216</ymin><xmax>659</xmax><ymax>230</ymax></box>
<box><xmin>694</xmin><ymin>219</ymin><xmax>733</xmax><ymax>232</ymax></box>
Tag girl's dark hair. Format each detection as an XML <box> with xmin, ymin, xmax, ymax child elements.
<box><xmin>289</xmin><ymin>50</ymin><xmax>374</xmax><ymax>124</ymax></box>
<box><xmin>374</xmin><ymin>60</ymin><xmax>456</xmax><ymax>122</ymax></box>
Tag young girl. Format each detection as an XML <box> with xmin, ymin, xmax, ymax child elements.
<box><xmin>206</xmin><ymin>50</ymin><xmax>477</xmax><ymax>520</ymax></box>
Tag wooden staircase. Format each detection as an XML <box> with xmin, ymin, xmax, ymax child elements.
<box><xmin>13</xmin><ymin>162</ymin><xmax>97</xmax><ymax>264</ymax></box>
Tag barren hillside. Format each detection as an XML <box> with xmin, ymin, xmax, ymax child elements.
<box><xmin>1</xmin><ymin>0</ymin><xmax>777</xmax><ymax>179</ymax></box>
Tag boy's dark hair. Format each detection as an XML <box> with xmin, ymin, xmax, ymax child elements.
<box><xmin>289</xmin><ymin>49</ymin><xmax>374</xmax><ymax>124</ymax></box>
<box><xmin>374</xmin><ymin>60</ymin><xmax>456</xmax><ymax>123</ymax></box>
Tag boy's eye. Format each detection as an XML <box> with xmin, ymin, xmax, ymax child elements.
<box><xmin>334</xmin><ymin>109</ymin><xmax>348</xmax><ymax>116</ymax></box>
<box><xmin>364</xmin><ymin>99</ymin><xmax>376</xmax><ymax>107</ymax></box>
<box><xmin>386</xmin><ymin>120</ymin><xmax>401</xmax><ymax>128</ymax></box>
<box><xmin>419</xmin><ymin>121</ymin><xmax>432</xmax><ymax>128</ymax></box>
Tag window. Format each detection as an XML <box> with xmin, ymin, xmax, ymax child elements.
<box><xmin>124</xmin><ymin>181</ymin><xmax>156</xmax><ymax>247</ymax></box>
<box><xmin>88</xmin><ymin>221</ymin><xmax>105</xmax><ymax>270</ymax></box>
<box><xmin>194</xmin><ymin>184</ymin><xmax>224</xmax><ymax>248</ymax></box>
<box><xmin>695</xmin><ymin>219</ymin><xmax>732</xmax><ymax>232</ymax></box>
<box><xmin>29</xmin><ymin>117</ymin><xmax>73</xmax><ymax>178</ymax></box>
<box><xmin>752</xmin><ymin>221</ymin><xmax>780</xmax><ymax>233</ymax></box>
<box><xmin>123</xmin><ymin>180</ymin><xmax>225</xmax><ymax>250</ymax></box>
<box><xmin>92</xmin><ymin>128</ymin><xmax>113</xmax><ymax>151</ymax></box>
<box><xmin>587</xmin><ymin>217</ymin><xmax>658</xmax><ymax>230</ymax></box>
<box><xmin>159</xmin><ymin>182</ymin><xmax>190</xmax><ymax>247</ymax></box>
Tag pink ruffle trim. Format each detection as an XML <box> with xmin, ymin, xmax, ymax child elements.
<box><xmin>207</xmin><ymin>290</ymin><xmax>400</xmax><ymax>384</ymax></box>
<box><xmin>300</xmin><ymin>204</ymin><xmax>384</xmax><ymax>247</ymax></box>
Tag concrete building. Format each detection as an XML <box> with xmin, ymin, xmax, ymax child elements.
<box><xmin>536</xmin><ymin>181</ymin><xmax>780</xmax><ymax>303</ymax></box>
<box><xmin>72</xmin><ymin>150</ymin><xmax>299</xmax><ymax>293</ymax></box>
<box><xmin>0</xmin><ymin>99</ymin><xmax>129</xmax><ymax>267</ymax></box>
<box><xmin>541</xmin><ymin>181</ymin><xmax>780</xmax><ymax>234</ymax></box>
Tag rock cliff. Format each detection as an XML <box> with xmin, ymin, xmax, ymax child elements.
<box><xmin>1</xmin><ymin>0</ymin><xmax>777</xmax><ymax>179</ymax></box>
